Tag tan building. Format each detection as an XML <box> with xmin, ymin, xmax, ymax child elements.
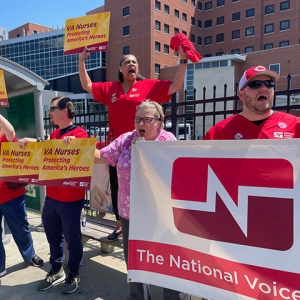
<box><xmin>9</xmin><ymin>23</ymin><xmax>53</xmax><ymax>39</ymax></box>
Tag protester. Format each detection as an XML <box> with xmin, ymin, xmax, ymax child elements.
<box><xmin>19</xmin><ymin>97</ymin><xmax>88</xmax><ymax>294</ymax></box>
<box><xmin>204</xmin><ymin>65</ymin><xmax>300</xmax><ymax>139</ymax></box>
<box><xmin>79</xmin><ymin>45</ymin><xmax>189</xmax><ymax>242</ymax></box>
<box><xmin>94</xmin><ymin>100</ymin><xmax>190</xmax><ymax>300</ymax></box>
<box><xmin>0</xmin><ymin>115</ymin><xmax>44</xmax><ymax>277</ymax></box>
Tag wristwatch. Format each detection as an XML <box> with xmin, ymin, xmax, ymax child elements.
<box><xmin>36</xmin><ymin>137</ymin><xmax>43</xmax><ymax>142</ymax></box>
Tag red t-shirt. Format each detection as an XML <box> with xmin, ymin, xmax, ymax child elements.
<box><xmin>46</xmin><ymin>126</ymin><xmax>88</xmax><ymax>202</ymax></box>
<box><xmin>0</xmin><ymin>135</ymin><xmax>25</xmax><ymax>204</ymax></box>
<box><xmin>204</xmin><ymin>112</ymin><xmax>300</xmax><ymax>140</ymax></box>
<box><xmin>92</xmin><ymin>79</ymin><xmax>172</xmax><ymax>140</ymax></box>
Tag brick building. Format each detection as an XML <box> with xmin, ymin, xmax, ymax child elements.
<box><xmin>8</xmin><ymin>23</ymin><xmax>53</xmax><ymax>39</ymax></box>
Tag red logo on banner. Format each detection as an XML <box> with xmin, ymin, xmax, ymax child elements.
<box><xmin>171</xmin><ymin>158</ymin><xmax>294</xmax><ymax>251</ymax></box>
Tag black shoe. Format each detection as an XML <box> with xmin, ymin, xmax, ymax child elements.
<box><xmin>61</xmin><ymin>271</ymin><xmax>80</xmax><ymax>294</ymax></box>
<box><xmin>30</xmin><ymin>255</ymin><xmax>44</xmax><ymax>267</ymax></box>
<box><xmin>107</xmin><ymin>230</ymin><xmax>122</xmax><ymax>241</ymax></box>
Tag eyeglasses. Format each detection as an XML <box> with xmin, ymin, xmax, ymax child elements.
<box><xmin>49</xmin><ymin>105</ymin><xmax>60</xmax><ymax>112</ymax></box>
<box><xmin>133</xmin><ymin>116</ymin><xmax>161</xmax><ymax>124</ymax></box>
<box><xmin>246</xmin><ymin>80</ymin><xmax>276</xmax><ymax>89</ymax></box>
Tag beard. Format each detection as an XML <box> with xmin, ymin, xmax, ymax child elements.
<box><xmin>243</xmin><ymin>94</ymin><xmax>272</xmax><ymax>115</ymax></box>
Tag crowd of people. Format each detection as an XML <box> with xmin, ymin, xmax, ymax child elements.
<box><xmin>0</xmin><ymin>40</ymin><xmax>294</xmax><ymax>299</ymax></box>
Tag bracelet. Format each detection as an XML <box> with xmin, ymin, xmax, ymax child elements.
<box><xmin>36</xmin><ymin>137</ymin><xmax>43</xmax><ymax>142</ymax></box>
<box><xmin>180</xmin><ymin>59</ymin><xmax>188</xmax><ymax>64</ymax></box>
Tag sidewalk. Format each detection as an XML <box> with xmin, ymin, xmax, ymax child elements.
<box><xmin>0</xmin><ymin>211</ymin><xmax>167</xmax><ymax>300</ymax></box>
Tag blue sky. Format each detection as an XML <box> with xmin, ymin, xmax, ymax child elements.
<box><xmin>2</xmin><ymin>0</ymin><xmax>104</xmax><ymax>31</ymax></box>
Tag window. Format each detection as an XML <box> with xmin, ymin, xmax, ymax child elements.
<box><xmin>123</xmin><ymin>6</ymin><xmax>129</xmax><ymax>17</ymax></box>
<box><xmin>191</xmin><ymin>0</ymin><xmax>196</xmax><ymax>7</ymax></box>
<box><xmin>245</xmin><ymin>46</ymin><xmax>254</xmax><ymax>53</ymax></box>
<box><xmin>216</xmin><ymin>51</ymin><xmax>224</xmax><ymax>56</ymax></box>
<box><xmin>164</xmin><ymin>24</ymin><xmax>170</xmax><ymax>34</ymax></box>
<box><xmin>269</xmin><ymin>63</ymin><xmax>280</xmax><ymax>75</ymax></box>
<box><xmin>265</xmin><ymin>5</ymin><xmax>274</xmax><ymax>15</ymax></box>
<box><xmin>155</xmin><ymin>41</ymin><xmax>161</xmax><ymax>52</ymax></box>
<box><xmin>198</xmin><ymin>36</ymin><xmax>202</xmax><ymax>45</ymax></box>
<box><xmin>205</xmin><ymin>19</ymin><xmax>212</xmax><ymax>28</ymax></box>
<box><xmin>155</xmin><ymin>20</ymin><xmax>161</xmax><ymax>31</ymax></box>
<box><xmin>123</xmin><ymin>46</ymin><xmax>130</xmax><ymax>55</ymax></box>
<box><xmin>198</xmin><ymin>1</ymin><xmax>202</xmax><ymax>10</ymax></box>
<box><xmin>216</xmin><ymin>33</ymin><xmax>224</xmax><ymax>43</ymax></box>
<box><xmin>182</xmin><ymin>30</ymin><xmax>187</xmax><ymax>36</ymax></box>
<box><xmin>123</xmin><ymin>25</ymin><xmax>130</xmax><ymax>36</ymax></box>
<box><xmin>205</xmin><ymin>1</ymin><xmax>212</xmax><ymax>10</ymax></box>
<box><xmin>280</xmin><ymin>1</ymin><xmax>290</xmax><ymax>11</ymax></box>
<box><xmin>232</xmin><ymin>0</ymin><xmax>239</xmax><ymax>2</ymax></box>
<box><xmin>217</xmin><ymin>0</ymin><xmax>225</xmax><ymax>7</ymax></box>
<box><xmin>164</xmin><ymin>4</ymin><xmax>170</xmax><ymax>14</ymax></box>
<box><xmin>174</xmin><ymin>27</ymin><xmax>179</xmax><ymax>34</ymax></box>
<box><xmin>232</xmin><ymin>12</ymin><xmax>240</xmax><ymax>21</ymax></box>
<box><xmin>164</xmin><ymin>44</ymin><xmax>169</xmax><ymax>54</ymax></box>
<box><xmin>245</xmin><ymin>26</ymin><xmax>254</xmax><ymax>36</ymax></box>
<box><xmin>264</xmin><ymin>43</ymin><xmax>273</xmax><ymax>50</ymax></box>
<box><xmin>183</xmin><ymin>0</ymin><xmax>187</xmax><ymax>2</ymax></box>
<box><xmin>174</xmin><ymin>51</ymin><xmax>179</xmax><ymax>57</ymax></box>
<box><xmin>280</xmin><ymin>20</ymin><xmax>290</xmax><ymax>30</ymax></box>
<box><xmin>174</xmin><ymin>9</ymin><xmax>179</xmax><ymax>19</ymax></box>
<box><xmin>155</xmin><ymin>1</ymin><xmax>161</xmax><ymax>10</ymax></box>
<box><xmin>198</xmin><ymin>20</ymin><xmax>202</xmax><ymax>28</ymax></box>
<box><xmin>246</xmin><ymin>8</ymin><xmax>255</xmax><ymax>18</ymax></box>
<box><xmin>190</xmin><ymin>34</ymin><xmax>196</xmax><ymax>43</ymax></box>
<box><xmin>155</xmin><ymin>64</ymin><xmax>160</xmax><ymax>74</ymax></box>
<box><xmin>264</xmin><ymin>23</ymin><xmax>274</xmax><ymax>34</ymax></box>
<box><xmin>279</xmin><ymin>40</ymin><xmax>289</xmax><ymax>47</ymax></box>
<box><xmin>182</xmin><ymin>13</ymin><xmax>187</xmax><ymax>22</ymax></box>
<box><xmin>204</xmin><ymin>54</ymin><xmax>212</xmax><ymax>57</ymax></box>
<box><xmin>217</xmin><ymin>16</ymin><xmax>224</xmax><ymax>25</ymax></box>
<box><xmin>232</xmin><ymin>29</ymin><xmax>240</xmax><ymax>39</ymax></box>
<box><xmin>205</xmin><ymin>36</ymin><xmax>212</xmax><ymax>45</ymax></box>
<box><xmin>191</xmin><ymin>17</ymin><xmax>196</xmax><ymax>26</ymax></box>
<box><xmin>231</xmin><ymin>48</ymin><xmax>240</xmax><ymax>54</ymax></box>
<box><xmin>33</xmin><ymin>30</ymin><xmax>38</xmax><ymax>34</ymax></box>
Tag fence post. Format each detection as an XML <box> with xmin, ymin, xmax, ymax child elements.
<box><xmin>171</xmin><ymin>92</ymin><xmax>177</xmax><ymax>136</ymax></box>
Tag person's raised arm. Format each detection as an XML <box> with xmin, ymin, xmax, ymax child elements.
<box><xmin>0</xmin><ymin>114</ymin><xmax>15</xmax><ymax>142</ymax></box>
<box><xmin>79</xmin><ymin>47</ymin><xmax>93</xmax><ymax>95</ymax></box>
<box><xmin>168</xmin><ymin>45</ymin><xmax>188</xmax><ymax>95</ymax></box>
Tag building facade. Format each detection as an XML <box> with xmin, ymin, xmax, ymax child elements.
<box><xmin>8</xmin><ymin>23</ymin><xmax>53</xmax><ymax>39</ymax></box>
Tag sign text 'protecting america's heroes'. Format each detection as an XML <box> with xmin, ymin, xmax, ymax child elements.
<box><xmin>0</xmin><ymin>142</ymin><xmax>42</xmax><ymax>183</ymax></box>
<box><xmin>38</xmin><ymin>138</ymin><xmax>96</xmax><ymax>188</ymax></box>
<box><xmin>0</xmin><ymin>70</ymin><xmax>9</xmax><ymax>107</ymax></box>
<box><xmin>64</xmin><ymin>12</ymin><xmax>110</xmax><ymax>55</ymax></box>
<box><xmin>128</xmin><ymin>140</ymin><xmax>300</xmax><ymax>300</ymax></box>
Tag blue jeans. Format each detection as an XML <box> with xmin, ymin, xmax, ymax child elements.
<box><xmin>42</xmin><ymin>196</ymin><xmax>84</xmax><ymax>274</ymax></box>
<box><xmin>0</xmin><ymin>194</ymin><xmax>35</xmax><ymax>272</ymax></box>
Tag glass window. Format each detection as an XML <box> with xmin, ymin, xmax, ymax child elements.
<box><xmin>155</xmin><ymin>20</ymin><xmax>161</xmax><ymax>31</ymax></box>
<box><xmin>183</xmin><ymin>0</ymin><xmax>187</xmax><ymax>2</ymax></box>
<box><xmin>264</xmin><ymin>43</ymin><xmax>273</xmax><ymax>50</ymax></box>
<box><xmin>123</xmin><ymin>46</ymin><xmax>130</xmax><ymax>54</ymax></box>
<box><xmin>198</xmin><ymin>36</ymin><xmax>202</xmax><ymax>45</ymax></box>
<box><xmin>232</xmin><ymin>0</ymin><xmax>239</xmax><ymax>2</ymax></box>
<box><xmin>205</xmin><ymin>19</ymin><xmax>212</xmax><ymax>28</ymax></box>
<box><xmin>174</xmin><ymin>27</ymin><xmax>179</xmax><ymax>34</ymax></box>
<box><xmin>191</xmin><ymin>0</ymin><xmax>196</xmax><ymax>7</ymax></box>
<box><xmin>182</xmin><ymin>30</ymin><xmax>187</xmax><ymax>36</ymax></box>
<box><xmin>231</xmin><ymin>48</ymin><xmax>240</xmax><ymax>54</ymax></box>
<box><xmin>265</xmin><ymin>5</ymin><xmax>274</xmax><ymax>15</ymax></box>
<box><xmin>191</xmin><ymin>17</ymin><xmax>196</xmax><ymax>26</ymax></box>
<box><xmin>174</xmin><ymin>9</ymin><xmax>179</xmax><ymax>19</ymax></box>
<box><xmin>217</xmin><ymin>16</ymin><xmax>224</xmax><ymax>25</ymax></box>
<box><xmin>216</xmin><ymin>52</ymin><xmax>224</xmax><ymax>56</ymax></box>
<box><xmin>269</xmin><ymin>63</ymin><xmax>280</xmax><ymax>75</ymax></box>
<box><xmin>198</xmin><ymin>1</ymin><xmax>202</xmax><ymax>10</ymax></box>
<box><xmin>246</xmin><ymin>8</ymin><xmax>255</xmax><ymax>18</ymax></box>
<box><xmin>198</xmin><ymin>20</ymin><xmax>202</xmax><ymax>28</ymax></box>
<box><xmin>205</xmin><ymin>36</ymin><xmax>212</xmax><ymax>45</ymax></box>
<box><xmin>232</xmin><ymin>12</ymin><xmax>240</xmax><ymax>21</ymax></box>
<box><xmin>182</xmin><ymin>13</ymin><xmax>187</xmax><ymax>22</ymax></box>
<box><xmin>164</xmin><ymin>4</ymin><xmax>170</xmax><ymax>14</ymax></box>
<box><xmin>164</xmin><ymin>44</ymin><xmax>169</xmax><ymax>54</ymax></box>
<box><xmin>280</xmin><ymin>20</ymin><xmax>290</xmax><ymax>30</ymax></box>
<box><xmin>155</xmin><ymin>41</ymin><xmax>161</xmax><ymax>52</ymax></box>
<box><xmin>123</xmin><ymin>6</ymin><xmax>129</xmax><ymax>17</ymax></box>
<box><xmin>123</xmin><ymin>25</ymin><xmax>130</xmax><ymax>36</ymax></box>
<box><xmin>245</xmin><ymin>26</ymin><xmax>254</xmax><ymax>36</ymax></box>
<box><xmin>279</xmin><ymin>40</ymin><xmax>289</xmax><ymax>47</ymax></box>
<box><xmin>217</xmin><ymin>0</ymin><xmax>225</xmax><ymax>7</ymax></box>
<box><xmin>264</xmin><ymin>23</ymin><xmax>274</xmax><ymax>34</ymax></box>
<box><xmin>205</xmin><ymin>1</ymin><xmax>212</xmax><ymax>10</ymax></box>
<box><xmin>245</xmin><ymin>46</ymin><xmax>254</xmax><ymax>53</ymax></box>
<box><xmin>232</xmin><ymin>29</ymin><xmax>240</xmax><ymax>39</ymax></box>
<box><xmin>191</xmin><ymin>34</ymin><xmax>195</xmax><ymax>43</ymax></box>
<box><xmin>216</xmin><ymin>33</ymin><xmax>224</xmax><ymax>43</ymax></box>
<box><xmin>155</xmin><ymin>0</ymin><xmax>161</xmax><ymax>10</ymax></box>
<box><xmin>164</xmin><ymin>24</ymin><xmax>170</xmax><ymax>34</ymax></box>
<box><xmin>280</xmin><ymin>1</ymin><xmax>290</xmax><ymax>11</ymax></box>
<box><xmin>155</xmin><ymin>63</ymin><xmax>160</xmax><ymax>74</ymax></box>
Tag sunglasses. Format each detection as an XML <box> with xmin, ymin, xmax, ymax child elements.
<box><xmin>49</xmin><ymin>105</ymin><xmax>60</xmax><ymax>112</ymax></box>
<box><xmin>246</xmin><ymin>80</ymin><xmax>276</xmax><ymax>89</ymax></box>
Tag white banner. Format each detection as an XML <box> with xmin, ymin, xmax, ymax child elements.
<box><xmin>128</xmin><ymin>139</ymin><xmax>300</xmax><ymax>300</ymax></box>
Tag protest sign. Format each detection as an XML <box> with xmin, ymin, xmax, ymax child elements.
<box><xmin>0</xmin><ymin>70</ymin><xmax>9</xmax><ymax>107</ymax></box>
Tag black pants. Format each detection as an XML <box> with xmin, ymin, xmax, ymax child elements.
<box><xmin>109</xmin><ymin>165</ymin><xmax>120</xmax><ymax>221</ymax></box>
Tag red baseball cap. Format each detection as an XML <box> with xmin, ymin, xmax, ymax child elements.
<box><xmin>239</xmin><ymin>66</ymin><xmax>280</xmax><ymax>90</ymax></box>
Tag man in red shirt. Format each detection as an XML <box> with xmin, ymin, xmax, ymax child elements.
<box><xmin>205</xmin><ymin>66</ymin><xmax>300</xmax><ymax>140</ymax></box>
<box><xmin>19</xmin><ymin>97</ymin><xmax>88</xmax><ymax>294</ymax></box>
